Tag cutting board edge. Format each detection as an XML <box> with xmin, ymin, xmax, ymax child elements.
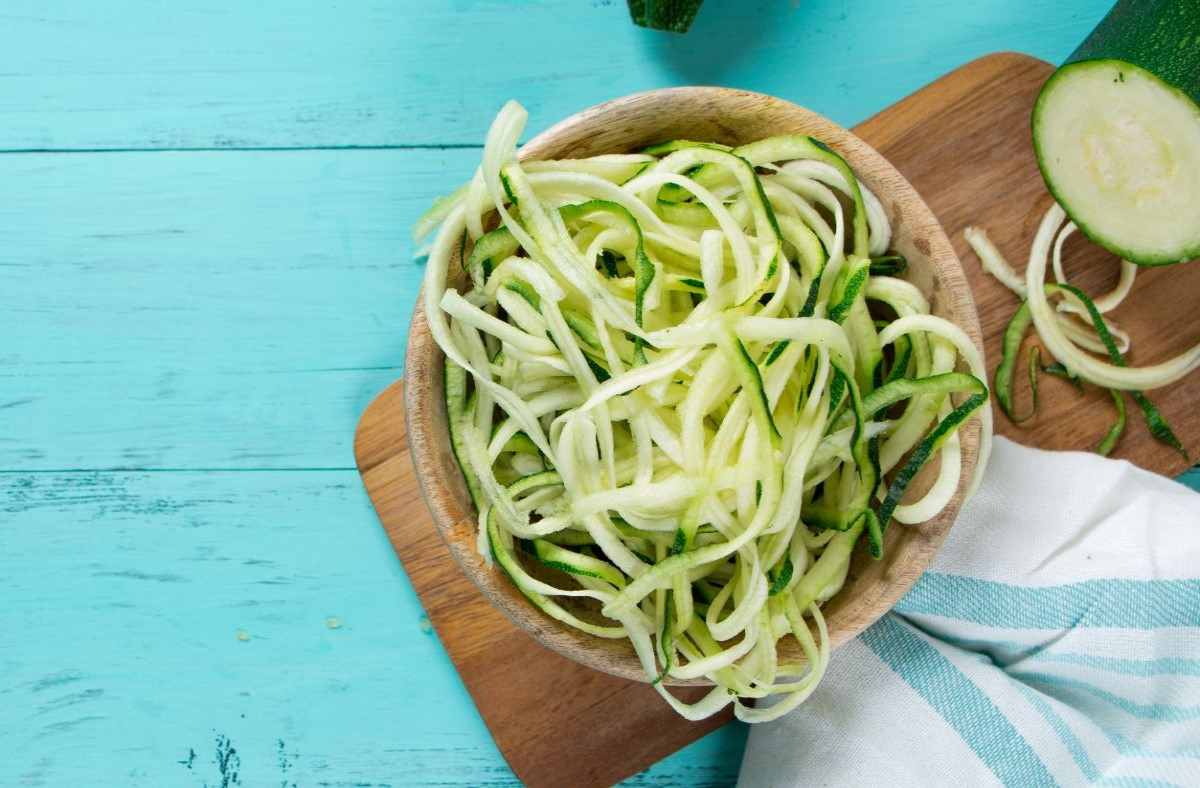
<box><xmin>350</xmin><ymin>379</ymin><xmax>534</xmax><ymax>783</ymax></box>
<box><xmin>351</xmin><ymin>379</ymin><xmax>733</xmax><ymax>788</ymax></box>
<box><xmin>353</xmin><ymin>379</ymin><xmax>402</xmax><ymax>470</ymax></box>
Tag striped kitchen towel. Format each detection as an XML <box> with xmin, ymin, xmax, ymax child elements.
<box><xmin>738</xmin><ymin>436</ymin><xmax>1200</xmax><ymax>788</ymax></box>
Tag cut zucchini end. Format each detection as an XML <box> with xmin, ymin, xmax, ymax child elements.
<box><xmin>1033</xmin><ymin>59</ymin><xmax>1200</xmax><ymax>266</ymax></box>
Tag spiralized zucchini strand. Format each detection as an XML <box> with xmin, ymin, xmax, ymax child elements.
<box><xmin>967</xmin><ymin>204</ymin><xmax>1191</xmax><ymax>458</ymax></box>
<box><xmin>416</xmin><ymin>102</ymin><xmax>990</xmax><ymax>720</ymax></box>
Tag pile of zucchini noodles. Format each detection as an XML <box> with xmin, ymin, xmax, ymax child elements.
<box><xmin>416</xmin><ymin>101</ymin><xmax>992</xmax><ymax>722</ymax></box>
<box><xmin>966</xmin><ymin>207</ymin><xmax>1194</xmax><ymax>457</ymax></box>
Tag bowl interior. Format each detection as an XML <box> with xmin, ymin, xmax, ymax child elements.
<box><xmin>406</xmin><ymin>88</ymin><xmax>983</xmax><ymax>684</ymax></box>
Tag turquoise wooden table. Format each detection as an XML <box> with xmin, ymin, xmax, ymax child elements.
<box><xmin>6</xmin><ymin>1</ymin><xmax>1198</xmax><ymax>785</ymax></box>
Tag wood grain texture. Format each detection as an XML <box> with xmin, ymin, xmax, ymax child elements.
<box><xmin>0</xmin><ymin>147</ymin><xmax>464</xmax><ymax>470</ymax></box>
<box><xmin>404</xmin><ymin>86</ymin><xmax>982</xmax><ymax>684</ymax></box>
<box><xmin>357</xmin><ymin>52</ymin><xmax>1200</xmax><ymax>788</ymax></box>
<box><xmin>0</xmin><ymin>463</ymin><xmax>746</xmax><ymax>787</ymax></box>
<box><xmin>856</xmin><ymin>52</ymin><xmax>1200</xmax><ymax>475</ymax></box>
<box><xmin>0</xmin><ymin>468</ymin><xmax>513</xmax><ymax>786</ymax></box>
<box><xmin>0</xmin><ymin>1</ymin><xmax>1108</xmax><ymax>151</ymax></box>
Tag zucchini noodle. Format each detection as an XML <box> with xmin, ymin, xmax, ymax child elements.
<box><xmin>418</xmin><ymin>100</ymin><xmax>990</xmax><ymax>721</ymax></box>
<box><xmin>964</xmin><ymin>224</ymin><xmax>1132</xmax><ymax>353</ymax></box>
<box><xmin>966</xmin><ymin>204</ymin><xmax>1192</xmax><ymax>458</ymax></box>
<box><xmin>1025</xmin><ymin>206</ymin><xmax>1200</xmax><ymax>391</ymax></box>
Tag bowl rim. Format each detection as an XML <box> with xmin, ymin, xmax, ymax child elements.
<box><xmin>405</xmin><ymin>86</ymin><xmax>983</xmax><ymax>685</ymax></box>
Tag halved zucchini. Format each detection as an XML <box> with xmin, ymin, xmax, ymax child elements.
<box><xmin>1032</xmin><ymin>0</ymin><xmax>1200</xmax><ymax>266</ymax></box>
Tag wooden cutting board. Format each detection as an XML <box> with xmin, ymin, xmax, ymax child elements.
<box><xmin>858</xmin><ymin>54</ymin><xmax>1200</xmax><ymax>474</ymax></box>
<box><xmin>354</xmin><ymin>53</ymin><xmax>1200</xmax><ymax>788</ymax></box>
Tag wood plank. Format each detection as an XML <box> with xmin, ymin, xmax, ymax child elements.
<box><xmin>0</xmin><ymin>470</ymin><xmax>744</xmax><ymax>786</ymax></box>
<box><xmin>0</xmin><ymin>469</ymin><xmax>514</xmax><ymax>786</ymax></box>
<box><xmin>0</xmin><ymin>147</ymin><xmax>476</xmax><ymax>470</ymax></box>
<box><xmin>353</xmin><ymin>52</ymin><xmax>1200</xmax><ymax>788</ymax></box>
<box><xmin>0</xmin><ymin>0</ymin><xmax>1107</xmax><ymax>150</ymax></box>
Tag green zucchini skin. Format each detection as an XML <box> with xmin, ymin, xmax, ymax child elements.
<box><xmin>1065</xmin><ymin>0</ymin><xmax>1199</xmax><ymax>102</ymax></box>
<box><xmin>627</xmin><ymin>0</ymin><xmax>704</xmax><ymax>33</ymax></box>
<box><xmin>1033</xmin><ymin>0</ymin><xmax>1200</xmax><ymax>266</ymax></box>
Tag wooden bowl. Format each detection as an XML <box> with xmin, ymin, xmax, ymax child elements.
<box><xmin>405</xmin><ymin>88</ymin><xmax>983</xmax><ymax>684</ymax></box>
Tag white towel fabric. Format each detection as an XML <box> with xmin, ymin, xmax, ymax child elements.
<box><xmin>738</xmin><ymin>436</ymin><xmax>1200</xmax><ymax>788</ymax></box>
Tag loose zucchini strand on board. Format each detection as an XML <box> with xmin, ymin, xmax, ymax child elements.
<box><xmin>1096</xmin><ymin>388</ymin><xmax>1127</xmax><ymax>457</ymax></box>
<box><xmin>966</xmin><ymin>207</ymin><xmax>1190</xmax><ymax>457</ymax></box>
<box><xmin>993</xmin><ymin>301</ymin><xmax>1034</xmax><ymax>422</ymax></box>
<box><xmin>417</xmin><ymin>101</ymin><xmax>990</xmax><ymax>721</ymax></box>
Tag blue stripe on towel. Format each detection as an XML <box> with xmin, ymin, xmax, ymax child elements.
<box><xmin>894</xmin><ymin>628</ymin><xmax>1200</xmax><ymax>678</ymax></box>
<box><xmin>1033</xmin><ymin>653</ymin><xmax>1200</xmax><ymax>678</ymax></box>
<box><xmin>897</xmin><ymin>575</ymin><xmax>1200</xmax><ymax>630</ymax></box>
<box><xmin>1015</xmin><ymin>683</ymin><xmax>1098</xmax><ymax>782</ymax></box>
<box><xmin>1105</xmin><ymin>731</ymin><xmax>1200</xmax><ymax>761</ymax></box>
<box><xmin>862</xmin><ymin>615</ymin><xmax>1055</xmax><ymax>787</ymax></box>
<box><xmin>1013</xmin><ymin>672</ymin><xmax>1200</xmax><ymax>722</ymax></box>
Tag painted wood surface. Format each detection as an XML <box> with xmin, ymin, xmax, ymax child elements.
<box><xmin>4</xmin><ymin>1</ymin><xmax>1196</xmax><ymax>786</ymax></box>
<box><xmin>1</xmin><ymin>147</ymin><xmax>462</xmax><ymax>470</ymax></box>
<box><xmin>1</xmin><ymin>0</ymin><xmax>1110</xmax><ymax>151</ymax></box>
<box><xmin>1</xmin><ymin>468</ymin><xmax>745</xmax><ymax>786</ymax></box>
